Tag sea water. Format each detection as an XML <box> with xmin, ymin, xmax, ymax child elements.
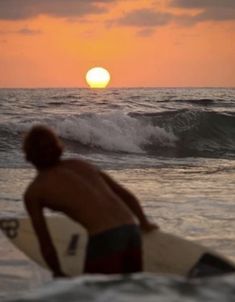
<box><xmin>0</xmin><ymin>88</ymin><xmax>235</xmax><ymax>301</ymax></box>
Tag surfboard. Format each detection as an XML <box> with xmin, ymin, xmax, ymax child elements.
<box><xmin>0</xmin><ymin>214</ymin><xmax>235</xmax><ymax>278</ymax></box>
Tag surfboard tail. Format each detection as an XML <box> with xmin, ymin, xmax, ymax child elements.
<box><xmin>188</xmin><ymin>253</ymin><xmax>235</xmax><ymax>278</ymax></box>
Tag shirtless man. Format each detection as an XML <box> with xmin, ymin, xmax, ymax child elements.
<box><xmin>23</xmin><ymin>125</ymin><xmax>157</xmax><ymax>278</ymax></box>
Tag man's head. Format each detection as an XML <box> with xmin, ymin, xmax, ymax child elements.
<box><xmin>23</xmin><ymin>125</ymin><xmax>63</xmax><ymax>170</ymax></box>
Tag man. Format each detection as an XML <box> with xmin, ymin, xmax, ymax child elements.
<box><xmin>23</xmin><ymin>125</ymin><xmax>157</xmax><ymax>278</ymax></box>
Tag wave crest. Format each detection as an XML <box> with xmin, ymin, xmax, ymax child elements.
<box><xmin>2</xmin><ymin>109</ymin><xmax>235</xmax><ymax>159</ymax></box>
<box><xmin>54</xmin><ymin>112</ymin><xmax>178</xmax><ymax>154</ymax></box>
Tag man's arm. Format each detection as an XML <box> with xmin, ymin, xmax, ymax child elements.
<box><xmin>24</xmin><ymin>194</ymin><xmax>66</xmax><ymax>278</ymax></box>
<box><xmin>100</xmin><ymin>171</ymin><xmax>158</xmax><ymax>231</ymax></box>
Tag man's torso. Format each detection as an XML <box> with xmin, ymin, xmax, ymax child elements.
<box><xmin>25</xmin><ymin>159</ymin><xmax>136</xmax><ymax>234</ymax></box>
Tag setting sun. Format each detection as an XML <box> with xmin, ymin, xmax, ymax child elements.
<box><xmin>85</xmin><ymin>67</ymin><xmax>111</xmax><ymax>89</ymax></box>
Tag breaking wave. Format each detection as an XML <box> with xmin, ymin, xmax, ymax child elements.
<box><xmin>1</xmin><ymin>110</ymin><xmax>235</xmax><ymax>158</ymax></box>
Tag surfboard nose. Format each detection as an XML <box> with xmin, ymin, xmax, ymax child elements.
<box><xmin>0</xmin><ymin>218</ymin><xmax>19</xmax><ymax>239</ymax></box>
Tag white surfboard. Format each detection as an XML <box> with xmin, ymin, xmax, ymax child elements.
<box><xmin>0</xmin><ymin>215</ymin><xmax>234</xmax><ymax>278</ymax></box>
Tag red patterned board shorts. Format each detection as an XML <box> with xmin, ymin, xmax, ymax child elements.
<box><xmin>84</xmin><ymin>224</ymin><xmax>143</xmax><ymax>274</ymax></box>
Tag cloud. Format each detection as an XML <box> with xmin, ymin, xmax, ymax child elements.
<box><xmin>0</xmin><ymin>0</ymin><xmax>115</xmax><ymax>20</ymax></box>
<box><xmin>110</xmin><ymin>1</ymin><xmax>235</xmax><ymax>36</ymax></box>
<box><xmin>137</xmin><ymin>28</ymin><xmax>156</xmax><ymax>37</ymax></box>
<box><xmin>171</xmin><ymin>0</ymin><xmax>235</xmax><ymax>9</ymax></box>
<box><xmin>171</xmin><ymin>0</ymin><xmax>235</xmax><ymax>23</ymax></box>
<box><xmin>17</xmin><ymin>28</ymin><xmax>42</xmax><ymax>35</ymax></box>
<box><xmin>114</xmin><ymin>9</ymin><xmax>172</xmax><ymax>27</ymax></box>
<box><xmin>0</xmin><ymin>27</ymin><xmax>41</xmax><ymax>35</ymax></box>
<box><xmin>192</xmin><ymin>8</ymin><xmax>235</xmax><ymax>23</ymax></box>
<box><xmin>1</xmin><ymin>0</ymin><xmax>234</xmax><ymax>31</ymax></box>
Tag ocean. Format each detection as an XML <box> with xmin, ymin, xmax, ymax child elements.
<box><xmin>0</xmin><ymin>87</ymin><xmax>235</xmax><ymax>301</ymax></box>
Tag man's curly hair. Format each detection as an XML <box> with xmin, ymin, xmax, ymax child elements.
<box><xmin>23</xmin><ymin>125</ymin><xmax>63</xmax><ymax>170</ymax></box>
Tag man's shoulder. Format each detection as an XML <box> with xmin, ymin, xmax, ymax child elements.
<box><xmin>24</xmin><ymin>177</ymin><xmax>42</xmax><ymax>202</ymax></box>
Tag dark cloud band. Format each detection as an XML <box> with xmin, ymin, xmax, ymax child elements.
<box><xmin>0</xmin><ymin>0</ymin><xmax>234</xmax><ymax>36</ymax></box>
<box><xmin>0</xmin><ymin>0</ymin><xmax>115</xmax><ymax>20</ymax></box>
<box><xmin>171</xmin><ymin>0</ymin><xmax>235</xmax><ymax>9</ymax></box>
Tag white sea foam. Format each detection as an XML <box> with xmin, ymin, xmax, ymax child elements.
<box><xmin>54</xmin><ymin>112</ymin><xmax>177</xmax><ymax>153</ymax></box>
<box><xmin>4</xmin><ymin>273</ymin><xmax>235</xmax><ymax>302</ymax></box>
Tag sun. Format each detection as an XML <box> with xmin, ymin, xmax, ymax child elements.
<box><xmin>86</xmin><ymin>67</ymin><xmax>111</xmax><ymax>89</ymax></box>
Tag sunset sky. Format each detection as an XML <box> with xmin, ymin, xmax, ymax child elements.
<box><xmin>0</xmin><ymin>0</ymin><xmax>235</xmax><ymax>88</ymax></box>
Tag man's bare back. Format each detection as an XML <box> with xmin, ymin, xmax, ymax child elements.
<box><xmin>25</xmin><ymin>159</ymin><xmax>136</xmax><ymax>234</ymax></box>
<box><xmin>23</xmin><ymin>125</ymin><xmax>157</xmax><ymax>277</ymax></box>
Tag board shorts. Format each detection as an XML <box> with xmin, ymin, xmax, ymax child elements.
<box><xmin>84</xmin><ymin>224</ymin><xmax>143</xmax><ymax>274</ymax></box>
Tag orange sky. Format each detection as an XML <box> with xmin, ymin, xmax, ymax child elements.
<box><xmin>0</xmin><ymin>0</ymin><xmax>235</xmax><ymax>88</ymax></box>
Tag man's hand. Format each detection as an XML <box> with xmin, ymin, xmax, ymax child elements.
<box><xmin>141</xmin><ymin>220</ymin><xmax>159</xmax><ymax>233</ymax></box>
